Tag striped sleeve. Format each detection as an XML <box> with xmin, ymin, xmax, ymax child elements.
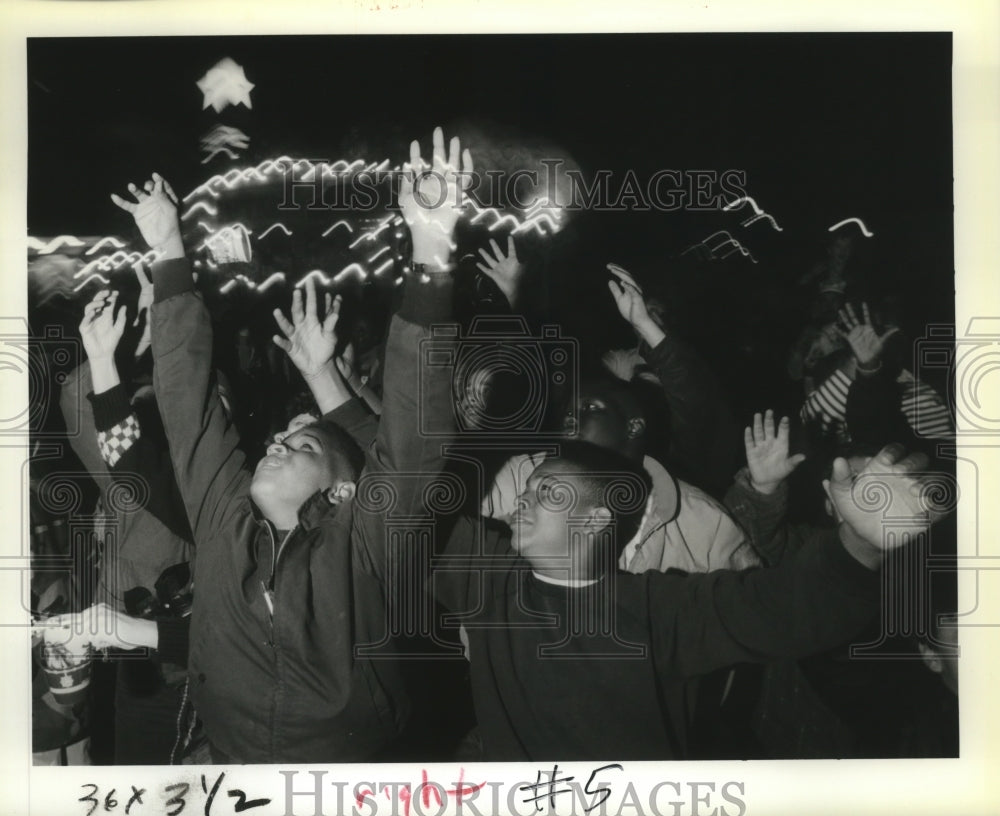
<box><xmin>801</xmin><ymin>368</ymin><xmax>854</xmax><ymax>435</ymax></box>
<box><xmin>898</xmin><ymin>371</ymin><xmax>954</xmax><ymax>438</ymax></box>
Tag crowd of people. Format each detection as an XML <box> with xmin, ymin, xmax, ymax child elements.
<box><xmin>31</xmin><ymin>127</ymin><xmax>958</xmax><ymax>765</ymax></box>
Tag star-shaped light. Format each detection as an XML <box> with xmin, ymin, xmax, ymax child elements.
<box><xmin>197</xmin><ymin>58</ymin><xmax>254</xmax><ymax>113</ymax></box>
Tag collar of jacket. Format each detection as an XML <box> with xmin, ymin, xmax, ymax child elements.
<box><xmin>640</xmin><ymin>454</ymin><xmax>681</xmax><ymax>529</ymax></box>
<box><xmin>248</xmin><ymin>489</ymin><xmax>343</xmax><ymax>532</ymax></box>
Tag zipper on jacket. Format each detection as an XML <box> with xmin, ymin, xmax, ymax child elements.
<box><xmin>274</xmin><ymin>528</ymin><xmax>295</xmax><ymax>574</ymax></box>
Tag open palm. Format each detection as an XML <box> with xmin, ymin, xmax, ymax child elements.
<box><xmin>400</xmin><ymin>127</ymin><xmax>474</xmax><ymax>263</ymax></box>
<box><xmin>837</xmin><ymin>302</ymin><xmax>899</xmax><ymax>367</ymax></box>
<box><xmin>744</xmin><ymin>410</ymin><xmax>806</xmax><ymax>494</ymax></box>
<box><xmin>272</xmin><ymin>277</ymin><xmax>341</xmax><ymax>380</ymax></box>
<box><xmin>110</xmin><ymin>172</ymin><xmax>181</xmax><ymax>253</ymax></box>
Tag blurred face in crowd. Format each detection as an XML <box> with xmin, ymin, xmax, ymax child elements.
<box><xmin>563</xmin><ymin>381</ymin><xmax>646</xmax><ymax>460</ymax></box>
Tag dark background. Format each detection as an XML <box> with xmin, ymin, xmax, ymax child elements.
<box><xmin>27</xmin><ymin>32</ymin><xmax>955</xmax><ymax>417</ymax></box>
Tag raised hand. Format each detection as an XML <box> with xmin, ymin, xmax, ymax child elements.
<box><xmin>79</xmin><ymin>290</ymin><xmax>127</xmax><ymax>363</ymax></box>
<box><xmin>836</xmin><ymin>302</ymin><xmax>899</xmax><ymax>369</ymax></box>
<box><xmin>606</xmin><ymin>263</ymin><xmax>665</xmax><ymax>347</ymax></box>
<box><xmin>272</xmin><ymin>277</ymin><xmax>341</xmax><ymax>381</ymax></box>
<box><xmin>825</xmin><ymin>444</ymin><xmax>933</xmax><ymax>556</ymax></box>
<box><xmin>110</xmin><ymin>172</ymin><xmax>183</xmax><ymax>259</ymax></box>
<box><xmin>744</xmin><ymin>410</ymin><xmax>806</xmax><ymax>494</ymax></box>
<box><xmin>602</xmin><ymin>347</ymin><xmax>643</xmax><ymax>382</ymax></box>
<box><xmin>476</xmin><ymin>235</ymin><xmax>524</xmax><ymax>307</ymax></box>
<box><xmin>399</xmin><ymin>126</ymin><xmax>474</xmax><ymax>268</ymax></box>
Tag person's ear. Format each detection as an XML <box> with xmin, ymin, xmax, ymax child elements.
<box><xmin>919</xmin><ymin>642</ymin><xmax>943</xmax><ymax>675</ymax></box>
<box><xmin>325</xmin><ymin>481</ymin><xmax>357</xmax><ymax>505</ymax></box>
<box><xmin>585</xmin><ymin>506</ymin><xmax>613</xmax><ymax>534</ymax></box>
<box><xmin>626</xmin><ymin>417</ymin><xmax>646</xmax><ymax>440</ymax></box>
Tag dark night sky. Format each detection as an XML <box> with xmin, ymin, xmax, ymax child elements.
<box><xmin>28</xmin><ymin>33</ymin><xmax>953</xmax><ymax>232</ymax></box>
<box><xmin>26</xmin><ymin>33</ymin><xmax>954</xmax><ymax>377</ymax></box>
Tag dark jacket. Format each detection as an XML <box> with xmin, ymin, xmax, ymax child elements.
<box><xmin>149</xmin><ymin>256</ymin><xmax>454</xmax><ymax>763</ymax></box>
<box><xmin>435</xmin><ymin>516</ymin><xmax>879</xmax><ymax>761</ymax></box>
<box><xmin>641</xmin><ymin>332</ymin><xmax>741</xmax><ymax>497</ymax></box>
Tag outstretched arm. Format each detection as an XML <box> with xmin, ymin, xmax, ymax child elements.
<box><xmin>657</xmin><ymin>444</ymin><xmax>934</xmax><ymax>677</ymax></box>
<box><xmin>608</xmin><ymin>263</ymin><xmax>741</xmax><ymax>494</ymax></box>
<box><xmin>354</xmin><ymin>127</ymin><xmax>472</xmax><ymax>578</ymax></box>
<box><xmin>112</xmin><ymin>173</ymin><xmax>250</xmax><ymax>545</ymax></box>
<box><xmin>79</xmin><ymin>288</ymin><xmax>194</xmax><ymax>543</ymax></box>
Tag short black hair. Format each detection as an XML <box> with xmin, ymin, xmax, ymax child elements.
<box><xmin>307</xmin><ymin>418</ymin><xmax>366</xmax><ymax>482</ymax></box>
<box><xmin>544</xmin><ymin>440</ymin><xmax>652</xmax><ymax>558</ymax></box>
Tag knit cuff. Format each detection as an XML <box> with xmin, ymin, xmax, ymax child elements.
<box><xmin>152</xmin><ymin>257</ymin><xmax>195</xmax><ymax>303</ymax></box>
<box><xmin>87</xmin><ymin>384</ymin><xmax>133</xmax><ymax>432</ymax></box>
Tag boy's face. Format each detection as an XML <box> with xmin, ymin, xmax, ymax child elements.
<box><xmin>562</xmin><ymin>382</ymin><xmax>641</xmax><ymax>453</ymax></box>
<box><xmin>251</xmin><ymin>424</ymin><xmax>339</xmax><ymax>516</ymax></box>
<box><xmin>510</xmin><ymin>460</ymin><xmax>601</xmax><ymax>564</ymax></box>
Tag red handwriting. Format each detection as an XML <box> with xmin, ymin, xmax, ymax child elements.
<box><xmin>357</xmin><ymin>769</ymin><xmax>486</xmax><ymax>816</ymax></box>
